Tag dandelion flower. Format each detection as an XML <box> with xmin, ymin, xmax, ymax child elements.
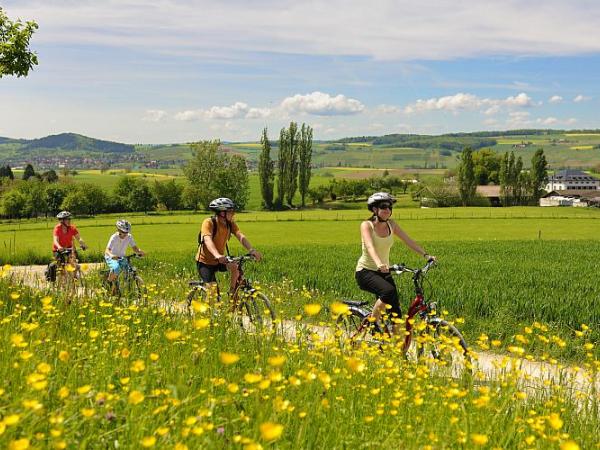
<box><xmin>165</xmin><ymin>330</ymin><xmax>182</xmax><ymax>341</ymax></box>
<box><xmin>58</xmin><ymin>351</ymin><xmax>70</xmax><ymax>362</ymax></box>
<box><xmin>304</xmin><ymin>304</ymin><xmax>322</xmax><ymax>316</ymax></box>
<box><xmin>194</xmin><ymin>318</ymin><xmax>210</xmax><ymax>329</ymax></box>
<box><xmin>128</xmin><ymin>390</ymin><xmax>145</xmax><ymax>405</ymax></box>
<box><xmin>471</xmin><ymin>434</ymin><xmax>488</xmax><ymax>446</ymax></box>
<box><xmin>131</xmin><ymin>360</ymin><xmax>146</xmax><ymax>372</ymax></box>
<box><xmin>548</xmin><ymin>413</ymin><xmax>563</xmax><ymax>430</ymax></box>
<box><xmin>346</xmin><ymin>357</ymin><xmax>365</xmax><ymax>373</ymax></box>
<box><xmin>259</xmin><ymin>422</ymin><xmax>283</xmax><ymax>442</ymax></box>
<box><xmin>220</xmin><ymin>352</ymin><xmax>240</xmax><ymax>365</ymax></box>
<box><xmin>244</xmin><ymin>373</ymin><xmax>263</xmax><ymax>384</ymax></box>
<box><xmin>4</xmin><ymin>414</ymin><xmax>20</xmax><ymax>426</ymax></box>
<box><xmin>560</xmin><ymin>441</ymin><xmax>580</xmax><ymax>450</ymax></box>
<box><xmin>267</xmin><ymin>355</ymin><xmax>286</xmax><ymax>367</ymax></box>
<box><xmin>140</xmin><ymin>436</ymin><xmax>156</xmax><ymax>448</ymax></box>
<box><xmin>8</xmin><ymin>438</ymin><xmax>30</xmax><ymax>450</ymax></box>
<box><xmin>330</xmin><ymin>302</ymin><xmax>349</xmax><ymax>317</ymax></box>
<box><xmin>89</xmin><ymin>330</ymin><xmax>100</xmax><ymax>339</ymax></box>
<box><xmin>150</xmin><ymin>353</ymin><xmax>159</xmax><ymax>361</ymax></box>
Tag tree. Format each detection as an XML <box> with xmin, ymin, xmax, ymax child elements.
<box><xmin>129</xmin><ymin>182</ymin><xmax>156</xmax><ymax>213</ymax></box>
<box><xmin>0</xmin><ymin>165</ymin><xmax>14</xmax><ymax>179</ymax></box>
<box><xmin>45</xmin><ymin>184</ymin><xmax>68</xmax><ymax>216</ymax></box>
<box><xmin>22</xmin><ymin>163</ymin><xmax>35</xmax><ymax>180</ymax></box>
<box><xmin>21</xmin><ymin>179</ymin><xmax>47</xmax><ymax>217</ymax></box>
<box><xmin>183</xmin><ymin>140</ymin><xmax>250</xmax><ymax>211</ymax></box>
<box><xmin>298</xmin><ymin>123</ymin><xmax>313</xmax><ymax>207</ymax></box>
<box><xmin>258</xmin><ymin>127</ymin><xmax>275</xmax><ymax>209</ymax></box>
<box><xmin>0</xmin><ymin>8</ymin><xmax>39</xmax><ymax>78</ymax></box>
<box><xmin>61</xmin><ymin>183</ymin><xmax>106</xmax><ymax>216</ymax></box>
<box><xmin>457</xmin><ymin>147</ymin><xmax>476</xmax><ymax>206</ymax></box>
<box><xmin>153</xmin><ymin>179</ymin><xmax>183</xmax><ymax>211</ymax></box>
<box><xmin>41</xmin><ymin>169</ymin><xmax>59</xmax><ymax>183</ymax></box>
<box><xmin>285</xmin><ymin>122</ymin><xmax>300</xmax><ymax>206</ymax></box>
<box><xmin>472</xmin><ymin>149</ymin><xmax>501</xmax><ymax>185</ymax></box>
<box><xmin>215</xmin><ymin>155</ymin><xmax>249</xmax><ymax>210</ymax></box>
<box><xmin>530</xmin><ymin>148</ymin><xmax>548</xmax><ymax>202</ymax></box>
<box><xmin>1</xmin><ymin>188</ymin><xmax>26</xmax><ymax>218</ymax></box>
<box><xmin>276</xmin><ymin>128</ymin><xmax>288</xmax><ymax>208</ymax></box>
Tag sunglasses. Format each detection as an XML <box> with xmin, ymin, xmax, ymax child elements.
<box><xmin>378</xmin><ymin>203</ymin><xmax>393</xmax><ymax>210</ymax></box>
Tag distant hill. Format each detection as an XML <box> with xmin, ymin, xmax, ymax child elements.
<box><xmin>21</xmin><ymin>133</ymin><xmax>134</xmax><ymax>153</ymax></box>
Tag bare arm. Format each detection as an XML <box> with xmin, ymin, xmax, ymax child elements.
<box><xmin>74</xmin><ymin>232</ymin><xmax>87</xmax><ymax>250</ymax></box>
<box><xmin>390</xmin><ymin>220</ymin><xmax>431</xmax><ymax>259</ymax></box>
<box><xmin>53</xmin><ymin>234</ymin><xmax>62</xmax><ymax>250</ymax></box>
<box><xmin>132</xmin><ymin>245</ymin><xmax>145</xmax><ymax>256</ymax></box>
<box><xmin>360</xmin><ymin>221</ymin><xmax>387</xmax><ymax>271</ymax></box>
<box><xmin>234</xmin><ymin>230</ymin><xmax>262</xmax><ymax>261</ymax></box>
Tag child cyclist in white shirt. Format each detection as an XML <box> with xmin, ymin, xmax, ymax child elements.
<box><xmin>105</xmin><ymin>220</ymin><xmax>145</xmax><ymax>283</ymax></box>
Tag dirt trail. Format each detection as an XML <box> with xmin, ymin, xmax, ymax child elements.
<box><xmin>5</xmin><ymin>265</ymin><xmax>599</xmax><ymax>397</ymax></box>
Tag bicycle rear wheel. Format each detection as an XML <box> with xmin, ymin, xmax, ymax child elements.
<box><xmin>416</xmin><ymin>318</ymin><xmax>471</xmax><ymax>377</ymax></box>
<box><xmin>121</xmin><ymin>274</ymin><xmax>146</xmax><ymax>303</ymax></box>
<box><xmin>336</xmin><ymin>308</ymin><xmax>374</xmax><ymax>348</ymax></box>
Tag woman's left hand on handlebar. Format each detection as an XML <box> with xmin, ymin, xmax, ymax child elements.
<box><xmin>250</xmin><ymin>249</ymin><xmax>262</xmax><ymax>261</ymax></box>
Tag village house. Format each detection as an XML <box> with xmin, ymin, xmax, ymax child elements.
<box><xmin>545</xmin><ymin>169</ymin><xmax>600</xmax><ymax>191</ymax></box>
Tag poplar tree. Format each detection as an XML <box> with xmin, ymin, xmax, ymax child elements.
<box><xmin>298</xmin><ymin>123</ymin><xmax>313</xmax><ymax>207</ymax></box>
<box><xmin>276</xmin><ymin>128</ymin><xmax>289</xmax><ymax>208</ymax></box>
<box><xmin>285</xmin><ymin>122</ymin><xmax>300</xmax><ymax>206</ymax></box>
<box><xmin>458</xmin><ymin>147</ymin><xmax>476</xmax><ymax>206</ymax></box>
<box><xmin>530</xmin><ymin>148</ymin><xmax>548</xmax><ymax>201</ymax></box>
<box><xmin>258</xmin><ymin>127</ymin><xmax>275</xmax><ymax>209</ymax></box>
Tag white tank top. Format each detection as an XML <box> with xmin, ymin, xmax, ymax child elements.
<box><xmin>356</xmin><ymin>220</ymin><xmax>394</xmax><ymax>272</ymax></box>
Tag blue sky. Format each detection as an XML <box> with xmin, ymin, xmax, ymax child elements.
<box><xmin>1</xmin><ymin>0</ymin><xmax>600</xmax><ymax>143</ymax></box>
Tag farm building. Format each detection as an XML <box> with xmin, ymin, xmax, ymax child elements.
<box><xmin>476</xmin><ymin>185</ymin><xmax>502</xmax><ymax>206</ymax></box>
<box><xmin>545</xmin><ymin>169</ymin><xmax>600</xmax><ymax>191</ymax></box>
<box><xmin>540</xmin><ymin>190</ymin><xmax>600</xmax><ymax>207</ymax></box>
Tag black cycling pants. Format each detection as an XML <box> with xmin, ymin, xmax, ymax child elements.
<box><xmin>355</xmin><ymin>269</ymin><xmax>402</xmax><ymax>318</ymax></box>
<box><xmin>196</xmin><ymin>261</ymin><xmax>227</xmax><ymax>283</ymax></box>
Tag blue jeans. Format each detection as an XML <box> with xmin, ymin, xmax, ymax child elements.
<box><xmin>105</xmin><ymin>256</ymin><xmax>128</xmax><ymax>275</ymax></box>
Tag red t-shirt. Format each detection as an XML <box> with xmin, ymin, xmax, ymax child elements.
<box><xmin>53</xmin><ymin>224</ymin><xmax>79</xmax><ymax>251</ymax></box>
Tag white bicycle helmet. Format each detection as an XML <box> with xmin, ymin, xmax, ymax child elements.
<box><xmin>116</xmin><ymin>219</ymin><xmax>131</xmax><ymax>233</ymax></box>
<box><xmin>56</xmin><ymin>210</ymin><xmax>72</xmax><ymax>220</ymax></box>
<box><xmin>367</xmin><ymin>192</ymin><xmax>396</xmax><ymax>211</ymax></box>
<box><xmin>209</xmin><ymin>197</ymin><xmax>235</xmax><ymax>212</ymax></box>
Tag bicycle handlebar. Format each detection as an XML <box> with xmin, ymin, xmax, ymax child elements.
<box><xmin>225</xmin><ymin>253</ymin><xmax>257</xmax><ymax>264</ymax></box>
<box><xmin>390</xmin><ymin>258</ymin><xmax>436</xmax><ymax>276</ymax></box>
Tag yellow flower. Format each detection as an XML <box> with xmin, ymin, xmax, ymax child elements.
<box><xmin>58</xmin><ymin>351</ymin><xmax>70</xmax><ymax>362</ymax></box>
<box><xmin>584</xmin><ymin>343</ymin><xmax>594</xmax><ymax>350</ymax></box>
<box><xmin>191</xmin><ymin>300</ymin><xmax>209</xmax><ymax>313</ymax></box>
<box><xmin>304</xmin><ymin>304</ymin><xmax>322</xmax><ymax>316</ymax></box>
<box><xmin>346</xmin><ymin>357</ymin><xmax>365</xmax><ymax>373</ymax></box>
<box><xmin>193</xmin><ymin>318</ymin><xmax>210</xmax><ymax>329</ymax></box>
<box><xmin>548</xmin><ymin>413</ymin><xmax>563</xmax><ymax>430</ymax></box>
<box><xmin>130</xmin><ymin>360</ymin><xmax>146</xmax><ymax>372</ymax></box>
<box><xmin>228</xmin><ymin>383</ymin><xmax>239</xmax><ymax>393</ymax></box>
<box><xmin>560</xmin><ymin>441</ymin><xmax>580</xmax><ymax>450</ymax></box>
<box><xmin>128</xmin><ymin>390</ymin><xmax>145</xmax><ymax>405</ymax></box>
<box><xmin>10</xmin><ymin>292</ymin><xmax>20</xmax><ymax>300</ymax></box>
<box><xmin>10</xmin><ymin>334</ymin><xmax>26</xmax><ymax>347</ymax></box>
<box><xmin>81</xmin><ymin>408</ymin><xmax>95</xmax><ymax>418</ymax></box>
<box><xmin>267</xmin><ymin>355</ymin><xmax>286</xmax><ymax>367</ymax></box>
<box><xmin>174</xmin><ymin>444</ymin><xmax>188</xmax><ymax>450</ymax></box>
<box><xmin>121</xmin><ymin>348</ymin><xmax>131</xmax><ymax>358</ymax></box>
<box><xmin>4</xmin><ymin>414</ymin><xmax>20</xmax><ymax>426</ymax></box>
<box><xmin>58</xmin><ymin>387</ymin><xmax>70</xmax><ymax>399</ymax></box>
<box><xmin>8</xmin><ymin>438</ymin><xmax>30</xmax><ymax>450</ymax></box>
<box><xmin>220</xmin><ymin>352</ymin><xmax>240</xmax><ymax>365</ymax></box>
<box><xmin>0</xmin><ymin>422</ymin><xmax>5</xmax><ymax>435</ymax></box>
<box><xmin>330</xmin><ymin>302</ymin><xmax>349</xmax><ymax>317</ymax></box>
<box><xmin>244</xmin><ymin>373</ymin><xmax>263</xmax><ymax>384</ymax></box>
<box><xmin>259</xmin><ymin>422</ymin><xmax>283</xmax><ymax>442</ymax></box>
<box><xmin>471</xmin><ymin>434</ymin><xmax>488</xmax><ymax>446</ymax></box>
<box><xmin>89</xmin><ymin>330</ymin><xmax>100</xmax><ymax>339</ymax></box>
<box><xmin>150</xmin><ymin>353</ymin><xmax>159</xmax><ymax>361</ymax></box>
<box><xmin>77</xmin><ymin>385</ymin><xmax>91</xmax><ymax>395</ymax></box>
<box><xmin>140</xmin><ymin>436</ymin><xmax>156</xmax><ymax>448</ymax></box>
<box><xmin>507</xmin><ymin>346</ymin><xmax>525</xmax><ymax>356</ymax></box>
<box><xmin>165</xmin><ymin>330</ymin><xmax>182</xmax><ymax>341</ymax></box>
<box><xmin>37</xmin><ymin>362</ymin><xmax>52</xmax><ymax>374</ymax></box>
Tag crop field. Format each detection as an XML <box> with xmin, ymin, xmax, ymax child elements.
<box><xmin>1</xmin><ymin>208</ymin><xmax>600</xmax><ymax>448</ymax></box>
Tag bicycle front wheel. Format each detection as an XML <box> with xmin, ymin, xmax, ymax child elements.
<box><xmin>417</xmin><ymin>318</ymin><xmax>471</xmax><ymax>377</ymax></box>
<box><xmin>335</xmin><ymin>308</ymin><xmax>374</xmax><ymax>348</ymax></box>
<box><xmin>122</xmin><ymin>274</ymin><xmax>146</xmax><ymax>303</ymax></box>
<box><xmin>239</xmin><ymin>291</ymin><xmax>276</xmax><ymax>331</ymax></box>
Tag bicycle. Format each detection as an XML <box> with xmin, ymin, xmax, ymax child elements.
<box><xmin>337</xmin><ymin>259</ymin><xmax>470</xmax><ymax>376</ymax></box>
<box><xmin>187</xmin><ymin>254</ymin><xmax>276</xmax><ymax>330</ymax></box>
<box><xmin>53</xmin><ymin>248</ymin><xmax>85</xmax><ymax>302</ymax></box>
<box><xmin>102</xmin><ymin>254</ymin><xmax>146</xmax><ymax>302</ymax></box>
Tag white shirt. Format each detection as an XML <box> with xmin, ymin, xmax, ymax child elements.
<box><xmin>105</xmin><ymin>232</ymin><xmax>137</xmax><ymax>258</ymax></box>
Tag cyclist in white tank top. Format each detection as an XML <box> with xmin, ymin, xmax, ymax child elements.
<box><xmin>355</xmin><ymin>192</ymin><xmax>436</xmax><ymax>333</ymax></box>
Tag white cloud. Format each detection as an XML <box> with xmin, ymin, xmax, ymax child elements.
<box><xmin>548</xmin><ymin>95</ymin><xmax>563</xmax><ymax>104</ymax></box>
<box><xmin>142</xmin><ymin>109</ymin><xmax>166</xmax><ymax>122</ymax></box>
<box><xmin>404</xmin><ymin>92</ymin><xmax>534</xmax><ymax>115</ymax></box>
<box><xmin>10</xmin><ymin>0</ymin><xmax>600</xmax><ymax>61</ymax></box>
<box><xmin>204</xmin><ymin>102</ymin><xmax>249</xmax><ymax>119</ymax></box>
<box><xmin>174</xmin><ymin>110</ymin><xmax>204</xmax><ymax>122</ymax></box>
<box><xmin>245</xmin><ymin>107</ymin><xmax>272</xmax><ymax>119</ymax></box>
<box><xmin>566</xmin><ymin>118</ymin><xmax>578</xmax><ymax>125</ymax></box>
<box><xmin>281</xmin><ymin>91</ymin><xmax>364</xmax><ymax>116</ymax></box>
<box><xmin>506</xmin><ymin>111</ymin><xmax>532</xmax><ymax>128</ymax></box>
<box><xmin>536</xmin><ymin>117</ymin><xmax>558</xmax><ymax>125</ymax></box>
<box><xmin>573</xmin><ymin>94</ymin><xmax>591</xmax><ymax>102</ymax></box>
<box><xmin>376</xmin><ymin>104</ymin><xmax>401</xmax><ymax>114</ymax></box>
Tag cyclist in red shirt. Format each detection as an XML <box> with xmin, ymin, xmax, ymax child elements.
<box><xmin>53</xmin><ymin>211</ymin><xmax>88</xmax><ymax>257</ymax></box>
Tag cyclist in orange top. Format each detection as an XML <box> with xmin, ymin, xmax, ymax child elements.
<box><xmin>196</xmin><ymin>197</ymin><xmax>262</xmax><ymax>293</ymax></box>
<box><xmin>53</xmin><ymin>211</ymin><xmax>88</xmax><ymax>257</ymax></box>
